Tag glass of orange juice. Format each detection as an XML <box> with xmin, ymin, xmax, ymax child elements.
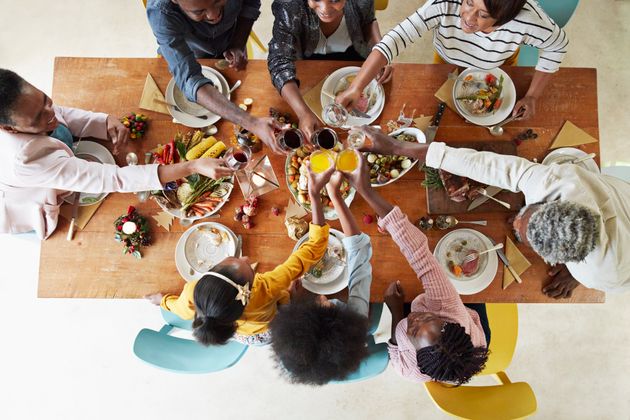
<box><xmin>310</xmin><ymin>150</ymin><xmax>335</xmax><ymax>174</ymax></box>
<box><xmin>336</xmin><ymin>148</ymin><xmax>359</xmax><ymax>173</ymax></box>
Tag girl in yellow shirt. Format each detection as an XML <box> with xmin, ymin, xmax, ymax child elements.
<box><xmin>157</xmin><ymin>164</ymin><xmax>334</xmax><ymax>346</ymax></box>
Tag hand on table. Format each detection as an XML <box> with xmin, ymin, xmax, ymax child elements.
<box><xmin>250</xmin><ymin>117</ymin><xmax>285</xmax><ymax>155</ymax></box>
<box><xmin>375</xmin><ymin>64</ymin><xmax>394</xmax><ymax>85</ymax></box>
<box><xmin>542</xmin><ymin>264</ymin><xmax>580</xmax><ymax>299</ymax></box>
<box><xmin>144</xmin><ymin>293</ymin><xmax>163</xmax><ymax>306</ymax></box>
<box><xmin>223</xmin><ymin>48</ymin><xmax>248</xmax><ymax>71</ymax></box>
<box><xmin>384</xmin><ymin>280</ymin><xmax>405</xmax><ymax>315</ymax></box>
<box><xmin>195</xmin><ymin>157</ymin><xmax>234</xmax><ymax>179</ymax></box>
<box><xmin>106</xmin><ymin>115</ymin><xmax>130</xmax><ymax>155</ymax></box>
<box><xmin>513</xmin><ymin>95</ymin><xmax>537</xmax><ymax>119</ymax></box>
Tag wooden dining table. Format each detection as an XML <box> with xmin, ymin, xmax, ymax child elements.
<box><xmin>38</xmin><ymin>57</ymin><xmax>604</xmax><ymax>303</ymax></box>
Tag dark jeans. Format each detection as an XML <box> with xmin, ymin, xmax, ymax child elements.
<box><xmin>403</xmin><ymin>302</ymin><xmax>491</xmax><ymax>346</ymax></box>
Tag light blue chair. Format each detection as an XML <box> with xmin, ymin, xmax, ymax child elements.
<box><xmin>517</xmin><ymin>0</ymin><xmax>580</xmax><ymax>67</ymax></box>
<box><xmin>602</xmin><ymin>165</ymin><xmax>630</xmax><ymax>183</ymax></box>
<box><xmin>331</xmin><ymin>303</ymin><xmax>389</xmax><ymax>383</ymax></box>
<box><xmin>132</xmin><ymin>308</ymin><xmax>248</xmax><ymax>374</ymax></box>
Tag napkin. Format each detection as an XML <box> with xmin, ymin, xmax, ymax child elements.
<box><xmin>60</xmin><ymin>201</ymin><xmax>102</xmax><ymax>230</ymax></box>
<box><xmin>502</xmin><ymin>236</ymin><xmax>532</xmax><ymax>289</ymax></box>
<box><xmin>434</xmin><ymin>69</ymin><xmax>459</xmax><ymax>112</ymax></box>
<box><xmin>153</xmin><ymin>211</ymin><xmax>175</xmax><ymax>231</ymax></box>
<box><xmin>302</xmin><ymin>77</ymin><xmax>327</xmax><ymax>123</ymax></box>
<box><xmin>139</xmin><ymin>73</ymin><xmax>170</xmax><ymax>115</ymax></box>
<box><xmin>549</xmin><ymin>120</ymin><xmax>599</xmax><ymax>149</ymax></box>
<box><xmin>413</xmin><ymin>115</ymin><xmax>433</xmax><ymax>132</ymax></box>
<box><xmin>286</xmin><ymin>198</ymin><xmax>308</xmax><ymax>219</ymax></box>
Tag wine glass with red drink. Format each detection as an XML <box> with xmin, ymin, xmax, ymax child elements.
<box><xmin>276</xmin><ymin>127</ymin><xmax>305</xmax><ymax>151</ymax></box>
<box><xmin>224</xmin><ymin>144</ymin><xmax>252</xmax><ymax>171</ymax></box>
<box><xmin>312</xmin><ymin>128</ymin><xmax>338</xmax><ymax>150</ymax></box>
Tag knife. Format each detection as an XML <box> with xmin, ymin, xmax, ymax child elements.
<box><xmin>490</xmin><ymin>238</ymin><xmax>522</xmax><ymax>283</ymax></box>
<box><xmin>66</xmin><ymin>192</ymin><xmax>80</xmax><ymax>241</ymax></box>
<box><xmin>467</xmin><ymin>185</ymin><xmax>503</xmax><ymax>211</ymax></box>
<box><xmin>425</xmin><ymin>102</ymin><xmax>446</xmax><ymax>143</ymax></box>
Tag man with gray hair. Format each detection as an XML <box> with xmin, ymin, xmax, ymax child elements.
<box><xmin>353</xmin><ymin>125</ymin><xmax>630</xmax><ymax>299</ymax></box>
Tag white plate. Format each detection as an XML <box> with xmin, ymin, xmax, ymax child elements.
<box><xmin>320</xmin><ymin>66</ymin><xmax>385</xmax><ymax>128</ymax></box>
<box><xmin>172</xmin><ymin>70</ymin><xmax>224</xmax><ymax>117</ymax></box>
<box><xmin>175</xmin><ymin>222</ymin><xmax>237</xmax><ymax>281</ymax></box>
<box><xmin>184</xmin><ymin>223</ymin><xmax>237</xmax><ymax>273</ymax></box>
<box><xmin>368</xmin><ymin>127</ymin><xmax>426</xmax><ymax>187</ymax></box>
<box><xmin>542</xmin><ymin>147</ymin><xmax>600</xmax><ymax>174</ymax></box>
<box><xmin>165</xmin><ymin>66</ymin><xmax>231</xmax><ymax>128</ymax></box>
<box><xmin>65</xmin><ymin>141</ymin><xmax>115</xmax><ymax>206</ymax></box>
<box><xmin>433</xmin><ymin>228</ymin><xmax>498</xmax><ymax>295</ymax></box>
<box><xmin>293</xmin><ymin>229</ymin><xmax>349</xmax><ymax>295</ymax></box>
<box><xmin>154</xmin><ymin>180</ymin><xmax>234</xmax><ymax>222</ymax></box>
<box><xmin>452</xmin><ymin>67</ymin><xmax>516</xmax><ymax>127</ymax></box>
<box><xmin>284</xmin><ymin>153</ymin><xmax>356</xmax><ymax>220</ymax></box>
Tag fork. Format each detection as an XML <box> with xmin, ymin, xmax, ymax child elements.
<box><xmin>461</xmin><ymin>243</ymin><xmax>504</xmax><ymax>265</ymax></box>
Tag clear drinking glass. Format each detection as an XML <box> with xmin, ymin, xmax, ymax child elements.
<box><xmin>276</xmin><ymin>127</ymin><xmax>305</xmax><ymax>151</ymax></box>
<box><xmin>322</xmin><ymin>103</ymin><xmax>349</xmax><ymax>128</ymax></box>
<box><xmin>224</xmin><ymin>144</ymin><xmax>252</xmax><ymax>171</ymax></box>
<box><xmin>311</xmin><ymin>127</ymin><xmax>339</xmax><ymax>150</ymax></box>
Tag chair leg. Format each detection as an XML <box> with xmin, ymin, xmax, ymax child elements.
<box><xmin>493</xmin><ymin>371</ymin><xmax>512</xmax><ymax>385</ymax></box>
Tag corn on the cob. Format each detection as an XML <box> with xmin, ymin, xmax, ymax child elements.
<box><xmin>201</xmin><ymin>140</ymin><xmax>226</xmax><ymax>158</ymax></box>
<box><xmin>186</xmin><ymin>136</ymin><xmax>217</xmax><ymax>160</ymax></box>
<box><xmin>187</xmin><ymin>130</ymin><xmax>205</xmax><ymax>151</ymax></box>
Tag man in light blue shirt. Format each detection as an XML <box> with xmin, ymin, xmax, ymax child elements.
<box><xmin>147</xmin><ymin>0</ymin><xmax>283</xmax><ymax>153</ymax></box>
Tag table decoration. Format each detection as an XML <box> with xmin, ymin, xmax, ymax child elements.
<box><xmin>114</xmin><ymin>206</ymin><xmax>151</xmax><ymax>259</ymax></box>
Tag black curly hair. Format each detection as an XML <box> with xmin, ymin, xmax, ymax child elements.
<box><xmin>417</xmin><ymin>322</ymin><xmax>489</xmax><ymax>385</ymax></box>
<box><xmin>0</xmin><ymin>68</ymin><xmax>25</xmax><ymax>125</ymax></box>
<box><xmin>270</xmin><ymin>300</ymin><xmax>369</xmax><ymax>385</ymax></box>
<box><xmin>192</xmin><ymin>264</ymin><xmax>246</xmax><ymax>346</ymax></box>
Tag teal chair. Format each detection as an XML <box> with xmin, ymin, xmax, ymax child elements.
<box><xmin>133</xmin><ymin>308</ymin><xmax>248</xmax><ymax>374</ymax></box>
<box><xmin>331</xmin><ymin>303</ymin><xmax>389</xmax><ymax>383</ymax></box>
<box><xmin>517</xmin><ymin>0</ymin><xmax>580</xmax><ymax>67</ymax></box>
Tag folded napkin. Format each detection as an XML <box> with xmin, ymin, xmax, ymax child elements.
<box><xmin>302</xmin><ymin>77</ymin><xmax>327</xmax><ymax>123</ymax></box>
<box><xmin>153</xmin><ymin>211</ymin><xmax>174</xmax><ymax>231</ymax></box>
<box><xmin>60</xmin><ymin>201</ymin><xmax>102</xmax><ymax>230</ymax></box>
<box><xmin>139</xmin><ymin>73</ymin><xmax>170</xmax><ymax>115</ymax></box>
<box><xmin>549</xmin><ymin>120</ymin><xmax>599</xmax><ymax>149</ymax></box>
<box><xmin>413</xmin><ymin>115</ymin><xmax>433</xmax><ymax>133</ymax></box>
<box><xmin>502</xmin><ymin>236</ymin><xmax>532</xmax><ymax>289</ymax></box>
<box><xmin>286</xmin><ymin>198</ymin><xmax>308</xmax><ymax>219</ymax></box>
<box><xmin>434</xmin><ymin>70</ymin><xmax>459</xmax><ymax>112</ymax></box>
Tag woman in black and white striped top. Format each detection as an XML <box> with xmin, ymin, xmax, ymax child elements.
<box><xmin>337</xmin><ymin>0</ymin><xmax>568</xmax><ymax>119</ymax></box>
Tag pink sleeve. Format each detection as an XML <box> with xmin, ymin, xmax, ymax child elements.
<box><xmin>54</xmin><ymin>105</ymin><xmax>109</xmax><ymax>140</ymax></box>
<box><xmin>378</xmin><ymin>206</ymin><xmax>463</xmax><ymax>311</ymax></box>
<box><xmin>14</xmin><ymin>137</ymin><xmax>162</xmax><ymax>193</ymax></box>
<box><xmin>387</xmin><ymin>319</ymin><xmax>430</xmax><ymax>383</ymax></box>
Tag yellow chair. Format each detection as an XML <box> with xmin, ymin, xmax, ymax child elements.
<box><xmin>423</xmin><ymin>304</ymin><xmax>538</xmax><ymax>420</ymax></box>
<box><xmin>375</xmin><ymin>0</ymin><xmax>389</xmax><ymax>11</ymax></box>
<box><xmin>141</xmin><ymin>0</ymin><xmax>266</xmax><ymax>59</ymax></box>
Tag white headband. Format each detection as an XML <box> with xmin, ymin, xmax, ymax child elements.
<box><xmin>209</xmin><ymin>271</ymin><xmax>251</xmax><ymax>306</ymax></box>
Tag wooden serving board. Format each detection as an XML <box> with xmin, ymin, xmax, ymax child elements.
<box><xmin>426</xmin><ymin>141</ymin><xmax>525</xmax><ymax>214</ymax></box>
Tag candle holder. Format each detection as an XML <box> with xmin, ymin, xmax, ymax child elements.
<box><xmin>234</xmin><ymin>154</ymin><xmax>280</xmax><ymax>199</ymax></box>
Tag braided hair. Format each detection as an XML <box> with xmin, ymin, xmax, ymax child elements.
<box><xmin>192</xmin><ymin>264</ymin><xmax>246</xmax><ymax>346</ymax></box>
<box><xmin>416</xmin><ymin>322</ymin><xmax>489</xmax><ymax>385</ymax></box>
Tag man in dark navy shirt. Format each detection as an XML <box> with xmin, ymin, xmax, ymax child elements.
<box><xmin>147</xmin><ymin>0</ymin><xmax>283</xmax><ymax>154</ymax></box>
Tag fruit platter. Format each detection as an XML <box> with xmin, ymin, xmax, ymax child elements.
<box><xmin>151</xmin><ymin>130</ymin><xmax>234</xmax><ymax>220</ymax></box>
<box><xmin>285</xmin><ymin>146</ymin><xmax>355</xmax><ymax>220</ymax></box>
<box><xmin>365</xmin><ymin>127</ymin><xmax>426</xmax><ymax>187</ymax></box>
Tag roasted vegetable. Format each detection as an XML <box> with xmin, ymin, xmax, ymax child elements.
<box><xmin>186</xmin><ymin>136</ymin><xmax>218</xmax><ymax>160</ymax></box>
<box><xmin>201</xmin><ymin>140</ymin><xmax>226</xmax><ymax>158</ymax></box>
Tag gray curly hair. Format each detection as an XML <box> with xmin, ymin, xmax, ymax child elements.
<box><xmin>526</xmin><ymin>201</ymin><xmax>601</xmax><ymax>265</ymax></box>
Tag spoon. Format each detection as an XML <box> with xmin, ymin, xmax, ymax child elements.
<box><xmin>488</xmin><ymin>109</ymin><xmax>525</xmax><ymax>136</ymax></box>
<box><xmin>229</xmin><ymin>80</ymin><xmax>242</xmax><ymax>93</ymax></box>
<box><xmin>462</xmin><ymin>243</ymin><xmax>504</xmax><ymax>264</ymax></box>
<box><xmin>435</xmin><ymin>215</ymin><xmax>487</xmax><ymax>230</ymax></box>
<box><xmin>479</xmin><ymin>188</ymin><xmax>511</xmax><ymax>209</ymax></box>
<box><xmin>571</xmin><ymin>153</ymin><xmax>596</xmax><ymax>165</ymax></box>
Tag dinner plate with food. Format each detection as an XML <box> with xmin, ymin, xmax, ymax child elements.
<box><xmin>285</xmin><ymin>146</ymin><xmax>356</xmax><ymax>220</ymax></box>
<box><xmin>542</xmin><ymin>147</ymin><xmax>600</xmax><ymax>173</ymax></box>
<box><xmin>151</xmin><ymin>130</ymin><xmax>234</xmax><ymax>221</ymax></box>
<box><xmin>165</xmin><ymin>65</ymin><xmax>231</xmax><ymax>128</ymax></box>
<box><xmin>320</xmin><ymin>66</ymin><xmax>385</xmax><ymax>128</ymax></box>
<box><xmin>175</xmin><ymin>222</ymin><xmax>238</xmax><ymax>281</ymax></box>
<box><xmin>64</xmin><ymin>141</ymin><xmax>115</xmax><ymax>206</ymax></box>
<box><xmin>365</xmin><ymin>127</ymin><xmax>426</xmax><ymax>187</ymax></box>
<box><xmin>453</xmin><ymin>67</ymin><xmax>516</xmax><ymax>127</ymax></box>
<box><xmin>433</xmin><ymin>228</ymin><xmax>498</xmax><ymax>295</ymax></box>
<box><xmin>293</xmin><ymin>229</ymin><xmax>348</xmax><ymax>295</ymax></box>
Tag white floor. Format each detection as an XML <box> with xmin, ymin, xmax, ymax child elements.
<box><xmin>1</xmin><ymin>1</ymin><xmax>630</xmax><ymax>419</ymax></box>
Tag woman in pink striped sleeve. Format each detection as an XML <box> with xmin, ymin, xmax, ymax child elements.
<box><xmin>345</xmin><ymin>154</ymin><xmax>489</xmax><ymax>385</ymax></box>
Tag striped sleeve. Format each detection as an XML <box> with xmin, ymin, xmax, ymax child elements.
<box><xmin>373</xmin><ymin>0</ymin><xmax>453</xmax><ymax>64</ymax></box>
<box><xmin>520</xmin><ymin>0</ymin><xmax>568</xmax><ymax>73</ymax></box>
